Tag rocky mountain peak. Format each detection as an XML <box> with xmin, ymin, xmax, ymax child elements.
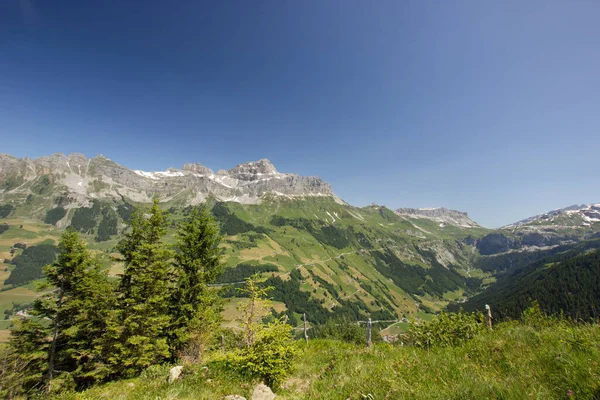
<box><xmin>395</xmin><ymin>207</ymin><xmax>479</xmax><ymax>228</ymax></box>
<box><xmin>182</xmin><ymin>163</ymin><xmax>214</xmax><ymax>175</ymax></box>
<box><xmin>505</xmin><ymin>203</ymin><xmax>600</xmax><ymax>228</ymax></box>
<box><xmin>227</xmin><ymin>159</ymin><xmax>278</xmax><ymax>178</ymax></box>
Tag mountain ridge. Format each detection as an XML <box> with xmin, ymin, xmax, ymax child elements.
<box><xmin>0</xmin><ymin>152</ymin><xmax>343</xmax><ymax>206</ymax></box>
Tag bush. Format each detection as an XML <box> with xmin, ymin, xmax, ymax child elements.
<box><xmin>407</xmin><ymin>311</ymin><xmax>486</xmax><ymax>348</ymax></box>
<box><xmin>521</xmin><ymin>300</ymin><xmax>556</xmax><ymax>328</ymax></box>
<box><xmin>225</xmin><ymin>319</ymin><xmax>298</xmax><ymax>387</ymax></box>
<box><xmin>311</xmin><ymin>317</ymin><xmax>373</xmax><ymax>345</ymax></box>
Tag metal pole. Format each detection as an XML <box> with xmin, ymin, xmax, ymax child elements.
<box><xmin>485</xmin><ymin>304</ymin><xmax>493</xmax><ymax>330</ymax></box>
<box><xmin>367</xmin><ymin>317</ymin><xmax>372</xmax><ymax>347</ymax></box>
<box><xmin>303</xmin><ymin>313</ymin><xmax>309</xmax><ymax>345</ymax></box>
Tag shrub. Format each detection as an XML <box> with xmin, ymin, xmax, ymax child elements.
<box><xmin>407</xmin><ymin>311</ymin><xmax>485</xmax><ymax>348</ymax></box>
<box><xmin>521</xmin><ymin>300</ymin><xmax>555</xmax><ymax>328</ymax></box>
<box><xmin>225</xmin><ymin>319</ymin><xmax>298</xmax><ymax>386</ymax></box>
<box><xmin>312</xmin><ymin>317</ymin><xmax>371</xmax><ymax>345</ymax></box>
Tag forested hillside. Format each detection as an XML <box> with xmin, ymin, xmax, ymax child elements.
<box><xmin>450</xmin><ymin>240</ymin><xmax>600</xmax><ymax>320</ymax></box>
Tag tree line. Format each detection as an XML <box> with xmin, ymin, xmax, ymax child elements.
<box><xmin>2</xmin><ymin>200</ymin><xmax>223</xmax><ymax>396</ymax></box>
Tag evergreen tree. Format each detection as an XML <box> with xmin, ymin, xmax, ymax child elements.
<box><xmin>8</xmin><ymin>229</ymin><xmax>114</xmax><ymax>393</ymax></box>
<box><xmin>170</xmin><ymin>207</ymin><xmax>224</xmax><ymax>360</ymax></box>
<box><xmin>109</xmin><ymin>199</ymin><xmax>174</xmax><ymax>377</ymax></box>
<box><xmin>3</xmin><ymin>318</ymin><xmax>49</xmax><ymax>397</ymax></box>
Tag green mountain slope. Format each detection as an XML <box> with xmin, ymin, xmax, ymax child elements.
<box><xmin>2</xmin><ymin>152</ymin><xmax>600</xmax><ymax>329</ymax></box>
<box><xmin>449</xmin><ymin>239</ymin><xmax>600</xmax><ymax>320</ymax></box>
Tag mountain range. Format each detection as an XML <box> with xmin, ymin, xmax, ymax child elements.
<box><xmin>1</xmin><ymin>152</ymin><xmax>599</xmax><ymax>325</ymax></box>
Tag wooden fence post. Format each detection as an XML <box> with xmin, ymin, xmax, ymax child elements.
<box><xmin>366</xmin><ymin>317</ymin><xmax>372</xmax><ymax>347</ymax></box>
<box><xmin>221</xmin><ymin>334</ymin><xmax>225</xmax><ymax>351</ymax></box>
<box><xmin>303</xmin><ymin>313</ymin><xmax>309</xmax><ymax>345</ymax></box>
<box><xmin>485</xmin><ymin>304</ymin><xmax>493</xmax><ymax>330</ymax></box>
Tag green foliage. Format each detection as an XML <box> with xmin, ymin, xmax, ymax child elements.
<box><xmin>116</xmin><ymin>201</ymin><xmax>135</xmax><ymax>223</ymax></box>
<box><xmin>3</xmin><ymin>302</ymin><xmax>31</xmax><ymax>320</ymax></box>
<box><xmin>215</xmin><ymin>262</ymin><xmax>278</xmax><ymax>284</ymax></box>
<box><xmin>226</xmin><ymin>275</ymin><xmax>298</xmax><ymax>386</ymax></box>
<box><xmin>455</xmin><ymin>246</ymin><xmax>600</xmax><ymax>320</ymax></box>
<box><xmin>4</xmin><ymin>202</ymin><xmax>232</xmax><ymax>394</ymax></box>
<box><xmin>108</xmin><ymin>200</ymin><xmax>174</xmax><ymax>377</ymax></box>
<box><xmin>270</xmin><ymin>215</ymin><xmax>354</xmax><ymax>249</ymax></box>
<box><xmin>0</xmin><ymin>223</ymin><xmax>8</xmax><ymax>234</ymax></box>
<box><xmin>407</xmin><ymin>310</ymin><xmax>486</xmax><ymax>348</ymax></box>
<box><xmin>521</xmin><ymin>300</ymin><xmax>555</xmax><ymax>328</ymax></box>
<box><xmin>1</xmin><ymin>175</ymin><xmax>23</xmax><ymax>191</ymax></box>
<box><xmin>236</xmin><ymin>274</ymin><xmax>275</xmax><ymax>347</ymax></box>
<box><xmin>31</xmin><ymin>229</ymin><xmax>115</xmax><ymax>390</ymax></box>
<box><xmin>31</xmin><ymin>174</ymin><xmax>52</xmax><ymax>195</ymax></box>
<box><xmin>4</xmin><ymin>244</ymin><xmax>59</xmax><ymax>286</ymax></box>
<box><xmin>66</xmin><ymin>317</ymin><xmax>600</xmax><ymax>399</ymax></box>
<box><xmin>0</xmin><ymin>204</ymin><xmax>14</xmax><ymax>218</ymax></box>
<box><xmin>212</xmin><ymin>202</ymin><xmax>269</xmax><ymax>235</ymax></box>
<box><xmin>373</xmin><ymin>249</ymin><xmax>465</xmax><ymax>296</ymax></box>
<box><xmin>70</xmin><ymin>202</ymin><xmax>101</xmax><ymax>233</ymax></box>
<box><xmin>225</xmin><ymin>318</ymin><xmax>298</xmax><ymax>387</ymax></box>
<box><xmin>44</xmin><ymin>206</ymin><xmax>67</xmax><ymax>225</ymax></box>
<box><xmin>170</xmin><ymin>207</ymin><xmax>224</xmax><ymax>359</ymax></box>
<box><xmin>311</xmin><ymin>317</ymin><xmax>370</xmax><ymax>345</ymax></box>
<box><xmin>95</xmin><ymin>208</ymin><xmax>118</xmax><ymax>242</ymax></box>
<box><xmin>2</xmin><ymin>318</ymin><xmax>50</xmax><ymax>397</ymax></box>
<box><xmin>261</xmin><ymin>268</ymin><xmax>382</xmax><ymax>325</ymax></box>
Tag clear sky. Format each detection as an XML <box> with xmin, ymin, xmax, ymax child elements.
<box><xmin>1</xmin><ymin>1</ymin><xmax>599</xmax><ymax>228</ymax></box>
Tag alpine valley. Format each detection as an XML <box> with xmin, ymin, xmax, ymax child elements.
<box><xmin>1</xmin><ymin>152</ymin><xmax>599</xmax><ymax>335</ymax></box>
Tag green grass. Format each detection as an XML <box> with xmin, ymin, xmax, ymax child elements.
<box><xmin>56</xmin><ymin>319</ymin><xmax>600</xmax><ymax>399</ymax></box>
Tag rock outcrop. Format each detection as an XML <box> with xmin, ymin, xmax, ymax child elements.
<box><xmin>395</xmin><ymin>207</ymin><xmax>479</xmax><ymax>228</ymax></box>
<box><xmin>168</xmin><ymin>365</ymin><xmax>184</xmax><ymax>383</ymax></box>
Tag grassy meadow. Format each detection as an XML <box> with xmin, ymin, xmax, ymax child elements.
<box><xmin>53</xmin><ymin>317</ymin><xmax>600</xmax><ymax>400</ymax></box>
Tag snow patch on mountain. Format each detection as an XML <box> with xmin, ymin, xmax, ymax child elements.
<box><xmin>505</xmin><ymin>203</ymin><xmax>600</xmax><ymax>228</ymax></box>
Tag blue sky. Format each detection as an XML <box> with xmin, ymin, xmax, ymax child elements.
<box><xmin>1</xmin><ymin>0</ymin><xmax>599</xmax><ymax>227</ymax></box>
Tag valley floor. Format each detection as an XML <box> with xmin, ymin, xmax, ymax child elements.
<box><xmin>56</xmin><ymin>320</ymin><xmax>600</xmax><ymax>399</ymax></box>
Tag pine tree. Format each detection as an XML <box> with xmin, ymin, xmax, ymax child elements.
<box><xmin>3</xmin><ymin>318</ymin><xmax>49</xmax><ymax>397</ymax></box>
<box><xmin>8</xmin><ymin>229</ymin><xmax>114</xmax><ymax>393</ymax></box>
<box><xmin>109</xmin><ymin>199</ymin><xmax>174</xmax><ymax>377</ymax></box>
<box><xmin>170</xmin><ymin>207</ymin><xmax>224</xmax><ymax>360</ymax></box>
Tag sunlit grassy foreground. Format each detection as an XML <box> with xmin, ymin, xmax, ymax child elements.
<box><xmin>56</xmin><ymin>318</ymin><xmax>600</xmax><ymax>400</ymax></box>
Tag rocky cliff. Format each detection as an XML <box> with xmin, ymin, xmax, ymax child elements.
<box><xmin>395</xmin><ymin>207</ymin><xmax>479</xmax><ymax>228</ymax></box>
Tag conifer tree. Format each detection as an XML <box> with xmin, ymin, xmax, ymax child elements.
<box><xmin>109</xmin><ymin>199</ymin><xmax>174</xmax><ymax>377</ymax></box>
<box><xmin>170</xmin><ymin>207</ymin><xmax>224</xmax><ymax>358</ymax></box>
<box><xmin>9</xmin><ymin>229</ymin><xmax>114</xmax><ymax>393</ymax></box>
<box><xmin>3</xmin><ymin>318</ymin><xmax>49</xmax><ymax>396</ymax></box>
